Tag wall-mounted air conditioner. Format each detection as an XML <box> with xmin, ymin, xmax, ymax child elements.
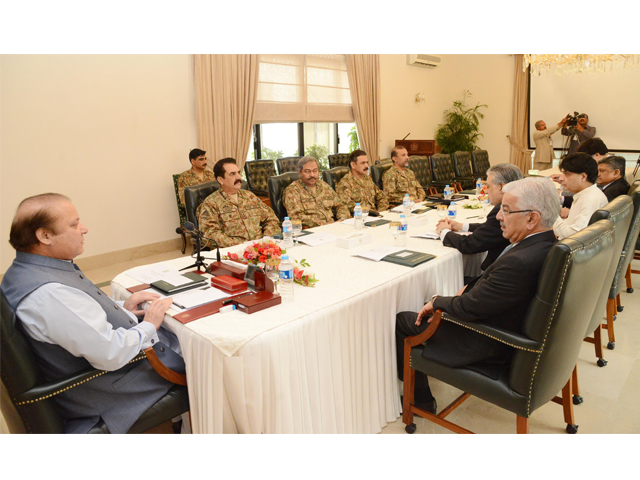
<box><xmin>407</xmin><ymin>54</ymin><xmax>441</xmax><ymax>68</ymax></box>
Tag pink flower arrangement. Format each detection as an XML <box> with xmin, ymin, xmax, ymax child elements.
<box><xmin>225</xmin><ymin>240</ymin><xmax>284</xmax><ymax>266</ymax></box>
<box><xmin>292</xmin><ymin>259</ymin><xmax>318</xmax><ymax>287</ymax></box>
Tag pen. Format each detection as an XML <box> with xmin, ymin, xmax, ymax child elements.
<box><xmin>467</xmin><ymin>215</ymin><xmax>479</xmax><ymax>219</ymax></box>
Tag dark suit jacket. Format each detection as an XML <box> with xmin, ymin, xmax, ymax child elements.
<box><xmin>424</xmin><ymin>230</ymin><xmax>557</xmax><ymax>368</ymax></box>
<box><xmin>602</xmin><ymin>177</ymin><xmax>630</xmax><ymax>202</ymax></box>
<box><xmin>442</xmin><ymin>203</ymin><xmax>509</xmax><ymax>271</ymax></box>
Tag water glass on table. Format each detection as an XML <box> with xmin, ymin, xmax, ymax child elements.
<box><xmin>265</xmin><ymin>258</ymin><xmax>280</xmax><ymax>295</ymax></box>
<box><xmin>437</xmin><ymin>204</ymin><xmax>447</xmax><ymax>220</ymax></box>
<box><xmin>291</xmin><ymin>219</ymin><xmax>302</xmax><ymax>244</ymax></box>
<box><xmin>389</xmin><ymin>221</ymin><xmax>401</xmax><ymax>246</ymax></box>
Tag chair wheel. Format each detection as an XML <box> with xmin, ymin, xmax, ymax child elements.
<box><xmin>607</xmin><ymin>342</ymin><xmax>615</xmax><ymax>350</ymax></box>
<box><xmin>627</xmin><ymin>288</ymin><xmax>634</xmax><ymax>293</ymax></box>
<box><xmin>405</xmin><ymin>423</ymin><xmax>417</xmax><ymax>434</ymax></box>
<box><xmin>573</xmin><ymin>395</ymin><xmax>584</xmax><ymax>405</ymax></box>
<box><xmin>597</xmin><ymin>358</ymin><xmax>608</xmax><ymax>367</ymax></box>
<box><xmin>617</xmin><ymin>305</ymin><xmax>624</xmax><ymax>312</ymax></box>
<box><xmin>566</xmin><ymin>424</ymin><xmax>579</xmax><ymax>434</ymax></box>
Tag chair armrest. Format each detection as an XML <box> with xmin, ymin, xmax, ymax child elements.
<box><xmin>441</xmin><ymin>314</ymin><xmax>543</xmax><ymax>353</ymax></box>
<box><xmin>15</xmin><ymin>353</ymin><xmax>146</xmax><ymax>405</ymax></box>
<box><xmin>144</xmin><ymin>347</ymin><xmax>187</xmax><ymax>386</ymax></box>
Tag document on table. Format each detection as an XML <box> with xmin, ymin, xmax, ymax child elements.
<box><xmin>127</xmin><ymin>265</ymin><xmax>193</xmax><ymax>286</ymax></box>
<box><xmin>341</xmin><ymin>216</ymin><xmax>371</xmax><ymax>226</ymax></box>
<box><xmin>297</xmin><ymin>232</ymin><xmax>338</xmax><ymax>247</ymax></box>
<box><xmin>352</xmin><ymin>246</ymin><xmax>405</xmax><ymax>262</ymax></box>
<box><xmin>139</xmin><ymin>286</ymin><xmax>230</xmax><ymax>312</ymax></box>
<box><xmin>411</xmin><ymin>230</ymin><xmax>440</xmax><ymax>240</ymax></box>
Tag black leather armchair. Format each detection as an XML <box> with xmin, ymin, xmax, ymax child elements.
<box><xmin>429</xmin><ymin>154</ymin><xmax>463</xmax><ymax>193</ymax></box>
<box><xmin>471</xmin><ymin>149</ymin><xmax>490</xmax><ymax>180</ymax></box>
<box><xmin>629</xmin><ymin>180</ymin><xmax>640</xmax><ymax>285</ymax></box>
<box><xmin>452</xmin><ymin>151</ymin><xmax>477</xmax><ymax>190</ymax></box>
<box><xmin>268</xmin><ymin>172</ymin><xmax>300</xmax><ymax>222</ymax></box>
<box><xmin>172</xmin><ymin>174</ymin><xmax>188</xmax><ymax>254</ymax></box>
<box><xmin>277</xmin><ymin>156</ymin><xmax>302</xmax><ymax>175</ymax></box>
<box><xmin>376</xmin><ymin>158</ymin><xmax>392</xmax><ymax>165</ymax></box>
<box><xmin>408</xmin><ymin>156</ymin><xmax>436</xmax><ymax>195</ymax></box>
<box><xmin>403</xmin><ymin>220</ymin><xmax>615</xmax><ymax>434</ymax></box>
<box><xmin>370</xmin><ymin>162</ymin><xmax>393</xmax><ymax>190</ymax></box>
<box><xmin>322</xmin><ymin>166</ymin><xmax>349</xmax><ymax>190</ymax></box>
<box><xmin>585</xmin><ymin>196</ymin><xmax>633</xmax><ymax>364</ymax></box>
<box><xmin>328</xmin><ymin>153</ymin><xmax>351</xmax><ymax>169</ymax></box>
<box><xmin>184</xmin><ymin>180</ymin><xmax>249</xmax><ymax>229</ymax></box>
<box><xmin>0</xmin><ymin>290</ymin><xmax>189</xmax><ymax>433</ymax></box>
<box><xmin>244</xmin><ymin>160</ymin><xmax>277</xmax><ymax>197</ymax></box>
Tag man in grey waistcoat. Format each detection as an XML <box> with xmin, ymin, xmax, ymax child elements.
<box><xmin>1</xmin><ymin>193</ymin><xmax>185</xmax><ymax>433</ymax></box>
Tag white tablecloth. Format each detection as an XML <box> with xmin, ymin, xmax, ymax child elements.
<box><xmin>111</xmin><ymin>200</ymin><xmax>486</xmax><ymax>433</ymax></box>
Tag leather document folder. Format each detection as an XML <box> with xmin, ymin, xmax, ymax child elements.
<box><xmin>382</xmin><ymin>250</ymin><xmax>436</xmax><ymax>267</ymax></box>
<box><xmin>150</xmin><ymin>272</ymin><xmax>207</xmax><ymax>294</ymax></box>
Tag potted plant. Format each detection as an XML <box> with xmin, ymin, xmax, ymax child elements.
<box><xmin>434</xmin><ymin>90</ymin><xmax>487</xmax><ymax>154</ymax></box>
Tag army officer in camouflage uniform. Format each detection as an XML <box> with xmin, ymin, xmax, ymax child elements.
<box><xmin>336</xmin><ymin>149</ymin><xmax>389</xmax><ymax>213</ymax></box>
<box><xmin>382</xmin><ymin>146</ymin><xmax>426</xmax><ymax>203</ymax></box>
<box><xmin>282</xmin><ymin>156</ymin><xmax>350</xmax><ymax>229</ymax></box>
<box><xmin>177</xmin><ymin>148</ymin><xmax>216</xmax><ymax>206</ymax></box>
<box><xmin>197</xmin><ymin>158</ymin><xmax>281</xmax><ymax>248</ymax></box>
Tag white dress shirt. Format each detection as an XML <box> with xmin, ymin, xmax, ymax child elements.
<box><xmin>17</xmin><ymin>283</ymin><xmax>159</xmax><ymax>371</ymax></box>
<box><xmin>553</xmin><ymin>183</ymin><xmax>608</xmax><ymax>239</ymax></box>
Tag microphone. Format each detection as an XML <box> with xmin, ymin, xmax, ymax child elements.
<box><xmin>402</xmin><ymin>133</ymin><xmax>410</xmax><ymax>140</ymax></box>
<box><xmin>183</xmin><ymin>222</ymin><xmax>221</xmax><ymax>262</ymax></box>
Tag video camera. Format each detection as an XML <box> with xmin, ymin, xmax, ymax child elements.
<box><xmin>566</xmin><ymin>111</ymin><xmax>580</xmax><ymax>127</ymax></box>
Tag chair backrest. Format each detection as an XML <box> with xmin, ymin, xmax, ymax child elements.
<box><xmin>452</xmin><ymin>151</ymin><xmax>474</xmax><ymax>178</ymax></box>
<box><xmin>172</xmin><ymin>174</ymin><xmax>187</xmax><ymax>225</ymax></box>
<box><xmin>375</xmin><ymin>158</ymin><xmax>392</xmax><ymax>165</ymax></box>
<box><xmin>630</xmin><ymin>180</ymin><xmax>640</xmax><ymax>252</ymax></box>
<box><xmin>328</xmin><ymin>153</ymin><xmax>351</xmax><ymax>169</ymax></box>
<box><xmin>471</xmin><ymin>150</ymin><xmax>490</xmax><ymax>178</ymax></box>
<box><xmin>611</xmin><ymin>188</ymin><xmax>640</xmax><ymax>298</ymax></box>
<box><xmin>586</xmin><ymin>196</ymin><xmax>634</xmax><ymax>336</ymax></box>
<box><xmin>277</xmin><ymin>156</ymin><xmax>302</xmax><ymax>175</ymax></box>
<box><xmin>322</xmin><ymin>166</ymin><xmax>349</xmax><ymax>190</ymax></box>
<box><xmin>184</xmin><ymin>180</ymin><xmax>249</xmax><ymax>228</ymax></box>
<box><xmin>1</xmin><ymin>289</ymin><xmax>65</xmax><ymax>433</ymax></box>
<box><xmin>244</xmin><ymin>160</ymin><xmax>277</xmax><ymax>197</ymax></box>
<box><xmin>268</xmin><ymin>172</ymin><xmax>300</xmax><ymax>222</ymax></box>
<box><xmin>408</xmin><ymin>156</ymin><xmax>432</xmax><ymax>189</ymax></box>
<box><xmin>429</xmin><ymin>154</ymin><xmax>456</xmax><ymax>183</ymax></box>
<box><xmin>508</xmin><ymin>220</ymin><xmax>614</xmax><ymax>415</ymax></box>
<box><xmin>370</xmin><ymin>162</ymin><xmax>393</xmax><ymax>190</ymax></box>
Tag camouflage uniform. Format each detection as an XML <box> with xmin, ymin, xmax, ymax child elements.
<box><xmin>197</xmin><ymin>189</ymin><xmax>281</xmax><ymax>248</ymax></box>
<box><xmin>336</xmin><ymin>171</ymin><xmax>389</xmax><ymax>212</ymax></box>
<box><xmin>282</xmin><ymin>179</ymin><xmax>350</xmax><ymax>229</ymax></box>
<box><xmin>177</xmin><ymin>168</ymin><xmax>216</xmax><ymax>206</ymax></box>
<box><xmin>382</xmin><ymin>165</ymin><xmax>426</xmax><ymax>203</ymax></box>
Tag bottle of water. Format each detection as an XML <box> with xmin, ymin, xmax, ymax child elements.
<box><xmin>398</xmin><ymin>214</ymin><xmax>408</xmax><ymax>247</ymax></box>
<box><xmin>475</xmin><ymin>178</ymin><xmax>483</xmax><ymax>196</ymax></box>
<box><xmin>282</xmin><ymin>217</ymin><xmax>293</xmax><ymax>248</ymax></box>
<box><xmin>278</xmin><ymin>255</ymin><xmax>294</xmax><ymax>302</ymax></box>
<box><xmin>444</xmin><ymin>185</ymin><xmax>452</xmax><ymax>200</ymax></box>
<box><xmin>447</xmin><ymin>203</ymin><xmax>458</xmax><ymax>220</ymax></box>
<box><xmin>354</xmin><ymin>203</ymin><xmax>363</xmax><ymax>230</ymax></box>
<box><xmin>403</xmin><ymin>193</ymin><xmax>411</xmax><ymax>217</ymax></box>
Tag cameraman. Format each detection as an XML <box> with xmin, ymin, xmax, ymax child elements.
<box><xmin>533</xmin><ymin>114</ymin><xmax>569</xmax><ymax>171</ymax></box>
<box><xmin>561</xmin><ymin>113</ymin><xmax>596</xmax><ymax>156</ymax></box>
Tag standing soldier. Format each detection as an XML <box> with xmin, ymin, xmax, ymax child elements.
<box><xmin>197</xmin><ymin>158</ymin><xmax>281</xmax><ymax>248</ymax></box>
<box><xmin>382</xmin><ymin>146</ymin><xmax>425</xmax><ymax>203</ymax></box>
<box><xmin>282</xmin><ymin>156</ymin><xmax>350</xmax><ymax>229</ymax></box>
<box><xmin>177</xmin><ymin>148</ymin><xmax>216</xmax><ymax>206</ymax></box>
<box><xmin>336</xmin><ymin>149</ymin><xmax>389</xmax><ymax>213</ymax></box>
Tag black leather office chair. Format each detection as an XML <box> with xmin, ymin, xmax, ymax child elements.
<box><xmin>403</xmin><ymin>220</ymin><xmax>615</xmax><ymax>434</ymax></box>
<box><xmin>585</xmin><ymin>196</ymin><xmax>633</xmax><ymax>365</ymax></box>
<box><xmin>0</xmin><ymin>290</ymin><xmax>189</xmax><ymax>433</ymax></box>
<box><xmin>184</xmin><ymin>180</ymin><xmax>249</xmax><ymax>228</ymax></box>
<box><xmin>172</xmin><ymin>174</ymin><xmax>188</xmax><ymax>254</ymax></box>
<box><xmin>370</xmin><ymin>162</ymin><xmax>393</xmax><ymax>190</ymax></box>
<box><xmin>277</xmin><ymin>156</ymin><xmax>302</xmax><ymax>175</ymax></box>
<box><xmin>471</xmin><ymin>149</ymin><xmax>490</xmax><ymax>180</ymax></box>
<box><xmin>429</xmin><ymin>154</ymin><xmax>462</xmax><ymax>193</ymax></box>
<box><xmin>328</xmin><ymin>153</ymin><xmax>351</xmax><ymax>169</ymax></box>
<box><xmin>244</xmin><ymin>160</ymin><xmax>277</xmax><ymax>197</ymax></box>
<box><xmin>626</xmin><ymin>180</ymin><xmax>640</xmax><ymax>291</ymax></box>
<box><xmin>376</xmin><ymin>158</ymin><xmax>392</xmax><ymax>165</ymax></box>
<box><xmin>322</xmin><ymin>166</ymin><xmax>349</xmax><ymax>190</ymax></box>
<box><xmin>268</xmin><ymin>172</ymin><xmax>300</xmax><ymax>222</ymax></box>
<box><xmin>452</xmin><ymin>151</ymin><xmax>477</xmax><ymax>190</ymax></box>
<box><xmin>408</xmin><ymin>156</ymin><xmax>436</xmax><ymax>195</ymax></box>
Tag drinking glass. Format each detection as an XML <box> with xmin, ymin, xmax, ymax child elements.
<box><xmin>265</xmin><ymin>258</ymin><xmax>280</xmax><ymax>295</ymax></box>
<box><xmin>389</xmin><ymin>221</ymin><xmax>401</xmax><ymax>246</ymax></box>
<box><xmin>361</xmin><ymin>206</ymin><xmax>369</xmax><ymax>221</ymax></box>
<box><xmin>437</xmin><ymin>204</ymin><xmax>447</xmax><ymax>220</ymax></box>
<box><xmin>291</xmin><ymin>219</ymin><xmax>302</xmax><ymax>244</ymax></box>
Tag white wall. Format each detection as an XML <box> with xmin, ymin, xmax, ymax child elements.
<box><xmin>379</xmin><ymin>54</ymin><xmax>515</xmax><ymax>163</ymax></box>
<box><xmin>1</xmin><ymin>55</ymin><xmax>197</xmax><ymax>273</ymax></box>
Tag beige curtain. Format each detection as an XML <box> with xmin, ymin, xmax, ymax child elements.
<box><xmin>509</xmin><ymin>54</ymin><xmax>533</xmax><ymax>173</ymax></box>
<box><xmin>346</xmin><ymin>55</ymin><xmax>380</xmax><ymax>163</ymax></box>
<box><xmin>194</xmin><ymin>55</ymin><xmax>259</xmax><ymax>172</ymax></box>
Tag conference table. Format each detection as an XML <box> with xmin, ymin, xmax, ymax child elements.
<box><xmin>111</xmin><ymin>198</ymin><xmax>488</xmax><ymax>433</ymax></box>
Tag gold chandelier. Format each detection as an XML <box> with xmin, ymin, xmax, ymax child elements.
<box><xmin>523</xmin><ymin>54</ymin><xmax>640</xmax><ymax>75</ymax></box>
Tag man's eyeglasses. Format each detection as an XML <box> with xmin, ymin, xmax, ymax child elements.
<box><xmin>500</xmin><ymin>206</ymin><xmax>535</xmax><ymax>215</ymax></box>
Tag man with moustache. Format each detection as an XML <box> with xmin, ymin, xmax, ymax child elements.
<box><xmin>336</xmin><ymin>149</ymin><xmax>389</xmax><ymax>213</ymax></box>
<box><xmin>282</xmin><ymin>156</ymin><xmax>350</xmax><ymax>229</ymax></box>
<box><xmin>197</xmin><ymin>158</ymin><xmax>280</xmax><ymax>248</ymax></box>
<box><xmin>532</xmin><ymin>115</ymin><xmax>569</xmax><ymax>171</ymax></box>
<box><xmin>561</xmin><ymin>113</ymin><xmax>596</xmax><ymax>156</ymax></box>
<box><xmin>177</xmin><ymin>148</ymin><xmax>216</xmax><ymax>206</ymax></box>
<box><xmin>382</xmin><ymin>146</ymin><xmax>426</xmax><ymax>203</ymax></box>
